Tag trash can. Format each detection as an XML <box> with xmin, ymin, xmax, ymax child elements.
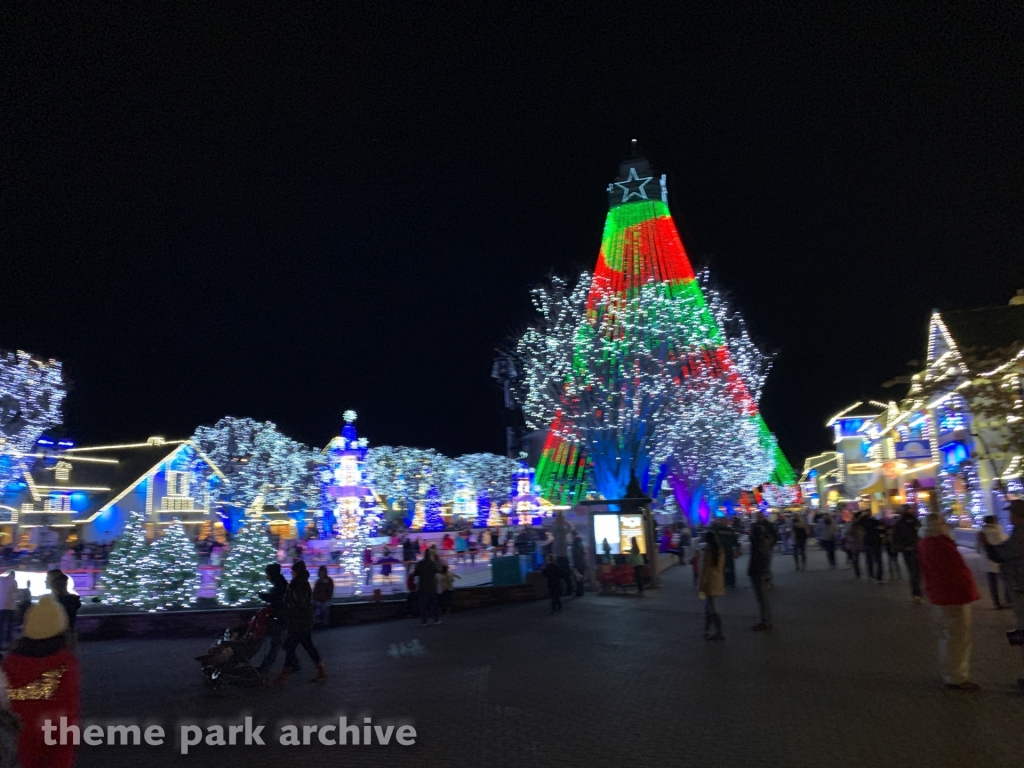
<box><xmin>491</xmin><ymin>555</ymin><xmax>530</xmax><ymax>586</ymax></box>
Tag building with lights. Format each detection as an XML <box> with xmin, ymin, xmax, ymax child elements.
<box><xmin>816</xmin><ymin>296</ymin><xmax>1024</xmax><ymax>525</ymax></box>
<box><xmin>0</xmin><ymin>436</ymin><xmax>227</xmax><ymax>545</ymax></box>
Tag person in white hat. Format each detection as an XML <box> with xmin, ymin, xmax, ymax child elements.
<box><xmin>2</xmin><ymin>595</ymin><xmax>80</xmax><ymax>768</ymax></box>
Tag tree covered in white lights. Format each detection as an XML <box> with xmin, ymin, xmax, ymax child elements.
<box><xmin>366</xmin><ymin>446</ymin><xmax>518</xmax><ymax>515</ymax></box>
<box><xmin>99</xmin><ymin>511</ymin><xmax>151</xmax><ymax>609</ymax></box>
<box><xmin>191</xmin><ymin>417</ymin><xmax>319</xmax><ymax>510</ymax></box>
<box><xmin>139</xmin><ymin>520</ymin><xmax>201</xmax><ymax>611</ymax></box>
<box><xmin>217</xmin><ymin>516</ymin><xmax>278</xmax><ymax>606</ymax></box>
<box><xmin>514</xmin><ymin>273</ymin><xmax>591</xmax><ymax>431</ymax></box>
<box><xmin>451</xmin><ymin>453</ymin><xmax>518</xmax><ymax>502</ymax></box>
<box><xmin>0</xmin><ymin>349</ymin><xmax>66</xmax><ymax>489</ymax></box>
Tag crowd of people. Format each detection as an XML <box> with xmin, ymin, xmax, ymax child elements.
<box><xmin>685</xmin><ymin>501</ymin><xmax>1024</xmax><ymax>694</ymax></box>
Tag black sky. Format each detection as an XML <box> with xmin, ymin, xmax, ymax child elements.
<box><xmin>2</xmin><ymin>4</ymin><xmax>1022</xmax><ymax>465</ymax></box>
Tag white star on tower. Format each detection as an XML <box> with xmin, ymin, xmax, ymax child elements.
<box><xmin>613</xmin><ymin>167</ymin><xmax>654</xmax><ymax>202</ymax></box>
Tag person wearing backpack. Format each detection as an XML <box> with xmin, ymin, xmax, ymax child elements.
<box><xmin>749</xmin><ymin>515</ymin><xmax>773</xmax><ymax>631</ymax></box>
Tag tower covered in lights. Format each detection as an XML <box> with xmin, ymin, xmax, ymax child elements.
<box><xmin>532</xmin><ymin>144</ymin><xmax>795</xmax><ymax>507</ymax></box>
<box><xmin>320</xmin><ymin>411</ymin><xmax>381</xmax><ymax>591</ymax></box>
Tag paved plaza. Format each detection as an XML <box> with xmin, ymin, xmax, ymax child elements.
<box><xmin>75</xmin><ymin>547</ymin><xmax>1024</xmax><ymax>768</ymax></box>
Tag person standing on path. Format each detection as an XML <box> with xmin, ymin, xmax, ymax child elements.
<box><xmin>552</xmin><ymin>511</ymin><xmax>573</xmax><ymax>597</ymax></box>
<box><xmin>978</xmin><ymin>515</ymin><xmax>1011</xmax><ymax>609</ymax></box>
<box><xmin>918</xmin><ymin>513</ymin><xmax>980</xmax><ymax>691</ymax></box>
<box><xmin>982</xmin><ymin>500</ymin><xmax>1024</xmax><ymax>694</ymax></box>
<box><xmin>862</xmin><ymin>513</ymin><xmax>885</xmax><ymax>583</ymax></box>
<box><xmin>748</xmin><ymin>517</ymin><xmax>773</xmax><ymax>631</ymax></box>
<box><xmin>698</xmin><ymin>530</ymin><xmax>725</xmax><ymax>640</ymax></box>
<box><xmin>312</xmin><ymin>565</ymin><xmax>334</xmax><ymax>627</ymax></box>
<box><xmin>413</xmin><ymin>549</ymin><xmax>444</xmax><ymax>625</ymax></box>
<box><xmin>815</xmin><ymin>513</ymin><xmax>838</xmax><ymax>568</ymax></box>
<box><xmin>892</xmin><ymin>506</ymin><xmax>923</xmax><ymax>603</ymax></box>
<box><xmin>791</xmin><ymin>515</ymin><xmax>809</xmax><ymax>571</ymax></box>
<box><xmin>884</xmin><ymin>518</ymin><xmax>902</xmax><ymax>581</ymax></box>
<box><xmin>628</xmin><ymin>537</ymin><xmax>645</xmax><ymax>594</ymax></box>
<box><xmin>273</xmin><ymin>560</ymin><xmax>327</xmax><ymax>684</ymax></box>
<box><xmin>542</xmin><ymin>555</ymin><xmax>563</xmax><ymax>613</ymax></box>
<box><xmin>713</xmin><ymin>518</ymin><xmax>739</xmax><ymax>588</ymax></box>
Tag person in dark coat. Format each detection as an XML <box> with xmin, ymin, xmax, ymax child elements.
<box><xmin>748</xmin><ymin>516</ymin><xmax>773</xmax><ymax>631</ymax></box>
<box><xmin>257</xmin><ymin>563</ymin><xmax>288</xmax><ymax>672</ymax></box>
<box><xmin>272</xmin><ymin>561</ymin><xmax>326</xmax><ymax>684</ymax></box>
<box><xmin>412</xmin><ymin>549</ymin><xmax>444</xmax><ymax>625</ymax></box>
<box><xmin>541</xmin><ymin>554</ymin><xmax>563</xmax><ymax>612</ymax></box>
<box><xmin>46</xmin><ymin>570</ymin><xmax>81</xmax><ymax>648</ymax></box>
<box><xmin>982</xmin><ymin>499</ymin><xmax>1024</xmax><ymax>693</ymax></box>
<box><xmin>897</xmin><ymin>507</ymin><xmax>929</xmax><ymax>606</ymax></box>
<box><xmin>712</xmin><ymin>519</ymin><xmax>739</xmax><ymax>588</ymax></box>
<box><xmin>861</xmin><ymin>513</ymin><xmax>886</xmax><ymax>583</ymax></box>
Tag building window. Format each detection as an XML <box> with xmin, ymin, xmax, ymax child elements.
<box><xmin>166</xmin><ymin>471</ymin><xmax>189</xmax><ymax>497</ymax></box>
<box><xmin>45</xmin><ymin>494</ymin><xmax>71</xmax><ymax>512</ymax></box>
<box><xmin>54</xmin><ymin>461</ymin><xmax>71</xmax><ymax>481</ymax></box>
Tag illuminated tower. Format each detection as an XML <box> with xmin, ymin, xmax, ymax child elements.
<box><xmin>534</xmin><ymin>144</ymin><xmax>795</xmax><ymax>504</ymax></box>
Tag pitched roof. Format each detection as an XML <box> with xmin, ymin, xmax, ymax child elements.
<box><xmin>26</xmin><ymin>440</ymin><xmax>224</xmax><ymax>520</ymax></box>
<box><xmin>940</xmin><ymin>304</ymin><xmax>1024</xmax><ymax>368</ymax></box>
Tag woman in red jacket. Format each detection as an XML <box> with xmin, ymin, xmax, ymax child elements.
<box><xmin>2</xmin><ymin>595</ymin><xmax>80</xmax><ymax>768</ymax></box>
<box><xmin>917</xmin><ymin>513</ymin><xmax>980</xmax><ymax>691</ymax></box>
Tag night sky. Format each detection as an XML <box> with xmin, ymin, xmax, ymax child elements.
<box><xmin>3</xmin><ymin>5</ymin><xmax>1022</xmax><ymax>465</ymax></box>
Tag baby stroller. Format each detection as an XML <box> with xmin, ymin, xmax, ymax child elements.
<box><xmin>196</xmin><ymin>607</ymin><xmax>270</xmax><ymax>689</ymax></box>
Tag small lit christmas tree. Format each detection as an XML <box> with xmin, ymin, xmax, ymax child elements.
<box><xmin>140</xmin><ymin>520</ymin><xmax>200</xmax><ymax>611</ymax></box>
<box><xmin>422</xmin><ymin>484</ymin><xmax>444</xmax><ymax>531</ymax></box>
<box><xmin>217</xmin><ymin>516</ymin><xmax>277</xmax><ymax>606</ymax></box>
<box><xmin>99</xmin><ymin>511</ymin><xmax>150</xmax><ymax>609</ymax></box>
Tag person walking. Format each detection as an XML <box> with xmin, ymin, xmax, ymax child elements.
<box><xmin>845</xmin><ymin>513</ymin><xmax>865</xmax><ymax>578</ymax></box>
<box><xmin>815</xmin><ymin>513</ymin><xmax>838</xmax><ymax>568</ymax></box>
<box><xmin>978</xmin><ymin>515</ymin><xmax>1011</xmax><ymax>609</ymax></box>
<box><xmin>542</xmin><ymin>555</ymin><xmax>563</xmax><ymax>613</ymax></box>
<box><xmin>3</xmin><ymin>596</ymin><xmax>80</xmax><ymax>768</ymax></box>
<box><xmin>571</xmin><ymin>531</ymin><xmax>587</xmax><ymax>597</ymax></box>
<box><xmin>312</xmin><ymin>565</ymin><xmax>334</xmax><ymax>627</ymax></box>
<box><xmin>412</xmin><ymin>549</ymin><xmax>443</xmax><ymax>625</ymax></box>
<box><xmin>892</xmin><ymin>506</ymin><xmax>923</xmax><ymax>603</ymax></box>
<box><xmin>982</xmin><ymin>500</ymin><xmax>1024</xmax><ymax>694</ymax></box>
<box><xmin>273</xmin><ymin>560</ymin><xmax>327</xmax><ymax>684</ymax></box>
<box><xmin>0</xmin><ymin>573</ymin><xmax>17</xmax><ymax>648</ymax></box>
<box><xmin>749</xmin><ymin>517</ymin><xmax>773</xmax><ymax>631</ymax></box>
<box><xmin>918</xmin><ymin>513</ymin><xmax>980</xmax><ymax>691</ymax></box>
<box><xmin>791</xmin><ymin>515</ymin><xmax>809</xmax><ymax>571</ymax></box>
<box><xmin>884</xmin><ymin>518</ymin><xmax>902</xmax><ymax>581</ymax></box>
<box><xmin>552</xmin><ymin>511</ymin><xmax>573</xmax><ymax>597</ymax></box>
<box><xmin>628</xmin><ymin>537</ymin><xmax>645</xmax><ymax>594</ymax></box>
<box><xmin>256</xmin><ymin>563</ymin><xmax>289</xmax><ymax>672</ymax></box>
<box><xmin>862</xmin><ymin>513</ymin><xmax>885</xmax><ymax>583</ymax></box>
<box><xmin>698</xmin><ymin>530</ymin><xmax>725</xmax><ymax>640</ymax></box>
<box><xmin>678</xmin><ymin>522</ymin><xmax>692</xmax><ymax>563</ymax></box>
